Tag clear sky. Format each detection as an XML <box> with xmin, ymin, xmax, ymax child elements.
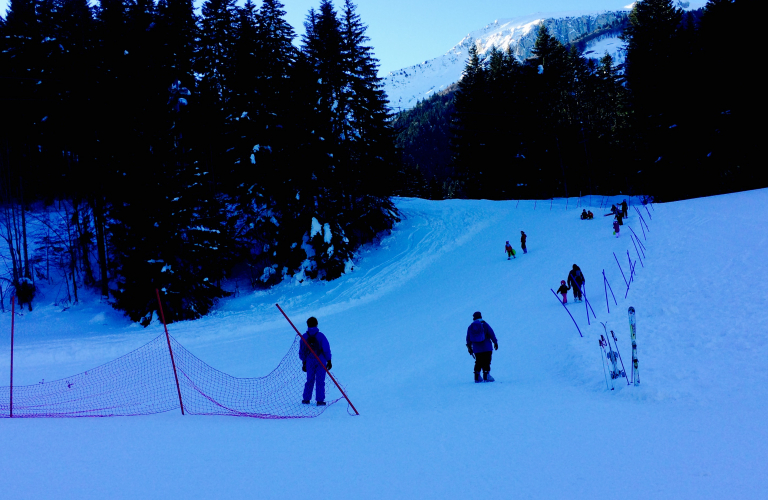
<box><xmin>0</xmin><ymin>0</ymin><xmax>636</xmax><ymax>75</ymax></box>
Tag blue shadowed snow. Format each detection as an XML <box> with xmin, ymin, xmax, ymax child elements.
<box><xmin>1</xmin><ymin>190</ymin><xmax>767</xmax><ymax>499</ymax></box>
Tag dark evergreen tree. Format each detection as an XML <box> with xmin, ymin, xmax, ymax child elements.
<box><xmin>450</xmin><ymin>43</ymin><xmax>485</xmax><ymax>197</ymax></box>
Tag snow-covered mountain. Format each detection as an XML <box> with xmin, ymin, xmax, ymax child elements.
<box><xmin>382</xmin><ymin>1</ymin><xmax>708</xmax><ymax>111</ymax></box>
<box><xmin>382</xmin><ymin>11</ymin><xmax>628</xmax><ymax>111</ymax></box>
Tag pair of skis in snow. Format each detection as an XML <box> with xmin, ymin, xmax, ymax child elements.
<box><xmin>599</xmin><ymin>307</ymin><xmax>640</xmax><ymax>390</ymax></box>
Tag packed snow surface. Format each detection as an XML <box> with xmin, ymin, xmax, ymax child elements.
<box><xmin>2</xmin><ymin>190</ymin><xmax>768</xmax><ymax>498</ymax></box>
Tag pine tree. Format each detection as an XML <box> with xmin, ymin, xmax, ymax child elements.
<box><xmin>451</xmin><ymin>43</ymin><xmax>485</xmax><ymax>197</ymax></box>
<box><xmin>621</xmin><ymin>0</ymin><xmax>682</xmax><ymax>117</ymax></box>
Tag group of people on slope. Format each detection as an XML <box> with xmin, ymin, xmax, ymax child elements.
<box><xmin>610</xmin><ymin>200</ymin><xmax>629</xmax><ymax>238</ymax></box>
<box><xmin>580</xmin><ymin>209</ymin><xmax>594</xmax><ymax>219</ymax></box>
<box><xmin>298</xmin><ymin>205</ymin><xmax>618</xmax><ymax>400</ymax></box>
<box><xmin>556</xmin><ymin>264</ymin><xmax>585</xmax><ymax>304</ymax></box>
<box><xmin>505</xmin><ymin>231</ymin><xmax>527</xmax><ymax>259</ymax></box>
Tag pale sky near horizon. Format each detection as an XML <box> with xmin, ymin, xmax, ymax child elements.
<box><xmin>0</xmin><ymin>0</ymin><xmax>637</xmax><ymax>75</ymax></box>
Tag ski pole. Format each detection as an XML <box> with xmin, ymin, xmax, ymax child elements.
<box><xmin>610</xmin><ymin>330</ymin><xmax>630</xmax><ymax>385</ymax></box>
<box><xmin>613</xmin><ymin>252</ymin><xmax>628</xmax><ymax>288</ymax></box>
<box><xmin>634</xmin><ymin>207</ymin><xmax>650</xmax><ymax>233</ymax></box>
<box><xmin>599</xmin><ymin>339</ymin><xmax>609</xmax><ymax>390</ymax></box>
<box><xmin>551</xmin><ymin>289</ymin><xmax>583</xmax><ymax>337</ymax></box>
<box><xmin>630</xmin><ymin>233</ymin><xmax>644</xmax><ymax>267</ymax></box>
<box><xmin>603</xmin><ymin>269</ymin><xmax>617</xmax><ymax>309</ymax></box>
<box><xmin>573</xmin><ymin>280</ymin><xmax>597</xmax><ymax>322</ymax></box>
<box><xmin>628</xmin><ymin>226</ymin><xmax>646</xmax><ymax>252</ymax></box>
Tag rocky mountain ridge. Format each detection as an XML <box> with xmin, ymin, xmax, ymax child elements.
<box><xmin>382</xmin><ymin>10</ymin><xmax>630</xmax><ymax>111</ymax></box>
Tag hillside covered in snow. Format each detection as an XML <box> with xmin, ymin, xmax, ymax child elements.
<box><xmin>382</xmin><ymin>1</ymin><xmax>709</xmax><ymax>110</ymax></box>
<box><xmin>1</xmin><ymin>189</ymin><xmax>766</xmax><ymax>498</ymax></box>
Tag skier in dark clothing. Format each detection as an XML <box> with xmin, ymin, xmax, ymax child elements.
<box><xmin>615</xmin><ymin>210</ymin><xmax>624</xmax><ymax>226</ymax></box>
<box><xmin>557</xmin><ymin>280</ymin><xmax>570</xmax><ymax>303</ymax></box>
<box><xmin>581</xmin><ymin>209</ymin><xmax>589</xmax><ymax>220</ymax></box>
<box><xmin>299</xmin><ymin>317</ymin><xmax>332</xmax><ymax>405</ymax></box>
<box><xmin>610</xmin><ymin>204</ymin><xmax>618</xmax><ymax>215</ymax></box>
<box><xmin>520</xmin><ymin>231</ymin><xmax>527</xmax><ymax>254</ymax></box>
<box><xmin>621</xmin><ymin>200</ymin><xmax>628</xmax><ymax>218</ymax></box>
<box><xmin>466</xmin><ymin>312</ymin><xmax>498</xmax><ymax>383</ymax></box>
<box><xmin>567</xmin><ymin>264</ymin><xmax>585</xmax><ymax>302</ymax></box>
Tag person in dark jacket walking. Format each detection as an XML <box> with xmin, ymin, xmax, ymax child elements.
<box><xmin>621</xmin><ymin>200</ymin><xmax>628</xmax><ymax>218</ymax></box>
<box><xmin>520</xmin><ymin>231</ymin><xmax>527</xmax><ymax>254</ymax></box>
<box><xmin>466</xmin><ymin>312</ymin><xmax>498</xmax><ymax>383</ymax></box>
<box><xmin>615</xmin><ymin>210</ymin><xmax>624</xmax><ymax>226</ymax></box>
<box><xmin>299</xmin><ymin>317</ymin><xmax>332</xmax><ymax>405</ymax></box>
<box><xmin>567</xmin><ymin>264</ymin><xmax>585</xmax><ymax>302</ymax></box>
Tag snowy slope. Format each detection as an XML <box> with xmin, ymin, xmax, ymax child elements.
<box><xmin>1</xmin><ymin>190</ymin><xmax>767</xmax><ymax>498</ymax></box>
<box><xmin>583</xmin><ymin>35</ymin><xmax>626</xmax><ymax>64</ymax></box>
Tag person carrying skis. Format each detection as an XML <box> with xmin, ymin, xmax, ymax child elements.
<box><xmin>299</xmin><ymin>316</ymin><xmax>332</xmax><ymax>406</ymax></box>
<box><xmin>505</xmin><ymin>241</ymin><xmax>516</xmax><ymax>260</ymax></box>
<box><xmin>613</xmin><ymin>219</ymin><xmax>620</xmax><ymax>238</ymax></box>
<box><xmin>557</xmin><ymin>280</ymin><xmax>570</xmax><ymax>303</ymax></box>
<box><xmin>621</xmin><ymin>200</ymin><xmax>628</xmax><ymax>218</ymax></box>
<box><xmin>466</xmin><ymin>312</ymin><xmax>498</xmax><ymax>383</ymax></box>
<box><xmin>520</xmin><ymin>231</ymin><xmax>527</xmax><ymax>254</ymax></box>
<box><xmin>610</xmin><ymin>204</ymin><xmax>618</xmax><ymax>215</ymax></box>
<box><xmin>567</xmin><ymin>264</ymin><xmax>585</xmax><ymax>302</ymax></box>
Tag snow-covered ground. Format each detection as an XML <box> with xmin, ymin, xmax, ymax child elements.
<box><xmin>1</xmin><ymin>190</ymin><xmax>767</xmax><ymax>499</ymax></box>
<box><xmin>583</xmin><ymin>35</ymin><xmax>626</xmax><ymax>64</ymax></box>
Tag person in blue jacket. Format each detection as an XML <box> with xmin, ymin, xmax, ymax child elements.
<box><xmin>299</xmin><ymin>317</ymin><xmax>332</xmax><ymax>405</ymax></box>
<box><xmin>466</xmin><ymin>311</ymin><xmax>498</xmax><ymax>383</ymax></box>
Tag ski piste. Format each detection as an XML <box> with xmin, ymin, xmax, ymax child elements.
<box><xmin>629</xmin><ymin>306</ymin><xmax>640</xmax><ymax>386</ymax></box>
<box><xmin>599</xmin><ymin>335</ymin><xmax>614</xmax><ymax>390</ymax></box>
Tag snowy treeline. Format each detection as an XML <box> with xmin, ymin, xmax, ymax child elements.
<box><xmin>396</xmin><ymin>0</ymin><xmax>761</xmax><ymax>201</ymax></box>
<box><xmin>0</xmin><ymin>0</ymin><xmax>399</xmax><ymax>323</ymax></box>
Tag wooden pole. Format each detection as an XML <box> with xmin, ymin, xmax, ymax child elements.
<box><xmin>276</xmin><ymin>304</ymin><xmax>359</xmax><ymax>415</ymax></box>
<box><xmin>10</xmin><ymin>295</ymin><xmax>14</xmax><ymax>417</ymax></box>
<box><xmin>155</xmin><ymin>289</ymin><xmax>184</xmax><ymax>415</ymax></box>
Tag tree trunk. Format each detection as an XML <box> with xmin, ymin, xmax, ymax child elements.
<box><xmin>20</xmin><ymin>177</ymin><xmax>30</xmax><ymax>279</ymax></box>
<box><xmin>91</xmin><ymin>196</ymin><xmax>110</xmax><ymax>297</ymax></box>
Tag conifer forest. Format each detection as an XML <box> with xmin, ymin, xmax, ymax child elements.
<box><xmin>0</xmin><ymin>0</ymin><xmax>759</xmax><ymax>322</ymax></box>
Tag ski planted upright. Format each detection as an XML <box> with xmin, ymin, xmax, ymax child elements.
<box><xmin>629</xmin><ymin>307</ymin><xmax>639</xmax><ymax>386</ymax></box>
<box><xmin>600</xmin><ymin>323</ymin><xmax>625</xmax><ymax>383</ymax></box>
<box><xmin>610</xmin><ymin>330</ymin><xmax>630</xmax><ymax>385</ymax></box>
<box><xmin>599</xmin><ymin>335</ymin><xmax>614</xmax><ymax>391</ymax></box>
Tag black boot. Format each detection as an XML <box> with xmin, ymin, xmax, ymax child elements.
<box><xmin>483</xmin><ymin>371</ymin><xmax>495</xmax><ymax>382</ymax></box>
<box><xmin>474</xmin><ymin>372</ymin><xmax>482</xmax><ymax>383</ymax></box>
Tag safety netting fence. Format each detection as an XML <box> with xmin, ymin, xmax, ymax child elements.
<box><xmin>0</xmin><ymin>333</ymin><xmax>345</xmax><ymax>419</ymax></box>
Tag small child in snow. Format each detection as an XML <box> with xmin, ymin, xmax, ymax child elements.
<box><xmin>613</xmin><ymin>219</ymin><xmax>620</xmax><ymax>237</ymax></box>
<box><xmin>505</xmin><ymin>241</ymin><xmax>516</xmax><ymax>260</ymax></box>
<box><xmin>587</xmin><ymin>210</ymin><xmax>594</xmax><ymax>219</ymax></box>
<box><xmin>557</xmin><ymin>280</ymin><xmax>570</xmax><ymax>303</ymax></box>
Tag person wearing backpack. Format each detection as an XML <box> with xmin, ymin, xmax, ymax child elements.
<box><xmin>299</xmin><ymin>316</ymin><xmax>332</xmax><ymax>405</ymax></box>
<box><xmin>505</xmin><ymin>241</ymin><xmax>516</xmax><ymax>260</ymax></box>
<box><xmin>466</xmin><ymin>311</ymin><xmax>498</xmax><ymax>383</ymax></box>
<box><xmin>567</xmin><ymin>264</ymin><xmax>585</xmax><ymax>302</ymax></box>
